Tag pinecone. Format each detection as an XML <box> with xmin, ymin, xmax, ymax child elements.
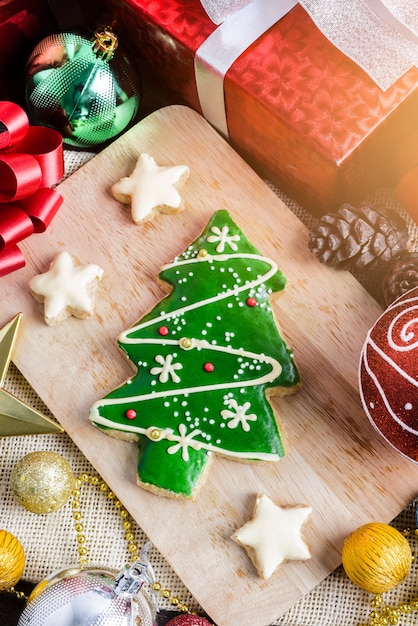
<box><xmin>381</xmin><ymin>251</ymin><xmax>418</xmax><ymax>307</ymax></box>
<box><xmin>308</xmin><ymin>203</ymin><xmax>409</xmax><ymax>270</ymax></box>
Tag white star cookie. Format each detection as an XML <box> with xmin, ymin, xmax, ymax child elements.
<box><xmin>29</xmin><ymin>251</ymin><xmax>104</xmax><ymax>326</ymax></box>
<box><xmin>232</xmin><ymin>493</ymin><xmax>312</xmax><ymax>579</ymax></box>
<box><xmin>111</xmin><ymin>153</ymin><xmax>190</xmax><ymax>224</ymax></box>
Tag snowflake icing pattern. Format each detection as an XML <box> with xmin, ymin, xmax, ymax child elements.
<box><xmin>150</xmin><ymin>354</ymin><xmax>182</xmax><ymax>383</ymax></box>
<box><xmin>167</xmin><ymin>424</ymin><xmax>202</xmax><ymax>461</ymax></box>
<box><xmin>206</xmin><ymin>225</ymin><xmax>240</xmax><ymax>253</ymax></box>
<box><xmin>221</xmin><ymin>399</ymin><xmax>257</xmax><ymax>432</ymax></box>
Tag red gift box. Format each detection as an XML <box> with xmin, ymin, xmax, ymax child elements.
<box><xmin>107</xmin><ymin>0</ymin><xmax>418</xmax><ymax>215</ymax></box>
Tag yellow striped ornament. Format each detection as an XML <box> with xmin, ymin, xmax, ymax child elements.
<box><xmin>0</xmin><ymin>529</ymin><xmax>25</xmax><ymax>590</ymax></box>
<box><xmin>342</xmin><ymin>522</ymin><xmax>412</xmax><ymax>594</ymax></box>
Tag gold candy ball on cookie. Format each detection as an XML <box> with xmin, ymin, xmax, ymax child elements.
<box><xmin>0</xmin><ymin>529</ymin><xmax>25</xmax><ymax>590</ymax></box>
<box><xmin>342</xmin><ymin>522</ymin><xmax>412</xmax><ymax>593</ymax></box>
<box><xmin>11</xmin><ymin>451</ymin><xmax>75</xmax><ymax>514</ymax></box>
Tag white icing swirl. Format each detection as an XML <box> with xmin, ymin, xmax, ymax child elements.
<box><xmin>90</xmin><ymin>250</ymin><xmax>284</xmax><ymax>461</ymax></box>
<box><xmin>120</xmin><ymin>252</ymin><xmax>278</xmax><ymax>338</ymax></box>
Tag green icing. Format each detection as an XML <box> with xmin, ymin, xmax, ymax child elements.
<box><xmin>89</xmin><ymin>210</ymin><xmax>300</xmax><ymax>498</ymax></box>
<box><xmin>136</xmin><ymin>435</ymin><xmax>211</xmax><ymax>499</ymax></box>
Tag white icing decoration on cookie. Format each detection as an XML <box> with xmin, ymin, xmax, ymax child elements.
<box><xmin>111</xmin><ymin>153</ymin><xmax>189</xmax><ymax>224</ymax></box>
<box><xmin>166</xmin><ymin>424</ymin><xmax>203</xmax><ymax>461</ymax></box>
<box><xmin>29</xmin><ymin>251</ymin><xmax>103</xmax><ymax>325</ymax></box>
<box><xmin>94</xmin><ymin>340</ymin><xmax>280</xmax><ymax>403</ymax></box>
<box><xmin>206</xmin><ymin>225</ymin><xmax>240</xmax><ymax>252</ymax></box>
<box><xmin>90</xmin><ymin>249</ymin><xmax>285</xmax><ymax>461</ymax></box>
<box><xmin>232</xmin><ymin>494</ymin><xmax>312</xmax><ymax>579</ymax></box>
<box><xmin>124</xmin><ymin>252</ymin><xmax>278</xmax><ymax>334</ymax></box>
<box><xmin>221</xmin><ymin>399</ymin><xmax>257</xmax><ymax>431</ymax></box>
<box><xmin>150</xmin><ymin>354</ymin><xmax>183</xmax><ymax>383</ymax></box>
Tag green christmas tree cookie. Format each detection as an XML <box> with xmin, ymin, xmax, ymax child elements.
<box><xmin>89</xmin><ymin>210</ymin><xmax>300</xmax><ymax>498</ymax></box>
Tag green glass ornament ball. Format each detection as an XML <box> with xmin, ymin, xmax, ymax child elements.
<box><xmin>24</xmin><ymin>28</ymin><xmax>141</xmax><ymax>148</ymax></box>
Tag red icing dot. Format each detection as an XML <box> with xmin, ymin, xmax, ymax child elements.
<box><xmin>203</xmin><ymin>362</ymin><xmax>215</xmax><ymax>373</ymax></box>
<box><xmin>125</xmin><ymin>409</ymin><xmax>137</xmax><ymax>420</ymax></box>
<box><xmin>246</xmin><ymin>297</ymin><xmax>257</xmax><ymax>307</ymax></box>
<box><xmin>158</xmin><ymin>326</ymin><xmax>169</xmax><ymax>336</ymax></box>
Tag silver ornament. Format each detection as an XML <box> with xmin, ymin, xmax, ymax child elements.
<box><xmin>18</xmin><ymin>553</ymin><xmax>158</xmax><ymax>626</ymax></box>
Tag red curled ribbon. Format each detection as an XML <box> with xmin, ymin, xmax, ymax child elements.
<box><xmin>0</xmin><ymin>101</ymin><xmax>64</xmax><ymax>277</ymax></box>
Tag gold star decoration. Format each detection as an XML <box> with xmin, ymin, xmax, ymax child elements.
<box><xmin>111</xmin><ymin>153</ymin><xmax>190</xmax><ymax>224</ymax></box>
<box><xmin>0</xmin><ymin>313</ymin><xmax>63</xmax><ymax>436</ymax></box>
<box><xmin>231</xmin><ymin>493</ymin><xmax>312</xmax><ymax>579</ymax></box>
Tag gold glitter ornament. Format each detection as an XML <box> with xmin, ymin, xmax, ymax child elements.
<box><xmin>0</xmin><ymin>529</ymin><xmax>25</xmax><ymax>590</ymax></box>
<box><xmin>342</xmin><ymin>522</ymin><xmax>412</xmax><ymax>593</ymax></box>
<box><xmin>11</xmin><ymin>451</ymin><xmax>75</xmax><ymax>514</ymax></box>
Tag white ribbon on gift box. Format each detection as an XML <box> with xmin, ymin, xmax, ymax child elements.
<box><xmin>299</xmin><ymin>0</ymin><xmax>418</xmax><ymax>91</ymax></box>
<box><xmin>195</xmin><ymin>0</ymin><xmax>418</xmax><ymax>140</ymax></box>
<box><xmin>195</xmin><ymin>0</ymin><xmax>297</xmax><ymax>138</ymax></box>
<box><xmin>200</xmin><ymin>0</ymin><xmax>257</xmax><ymax>25</ymax></box>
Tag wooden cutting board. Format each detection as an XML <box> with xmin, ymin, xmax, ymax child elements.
<box><xmin>4</xmin><ymin>105</ymin><xmax>418</xmax><ymax>626</ymax></box>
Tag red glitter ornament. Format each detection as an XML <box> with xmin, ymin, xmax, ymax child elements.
<box><xmin>203</xmin><ymin>362</ymin><xmax>215</xmax><ymax>373</ymax></box>
<box><xmin>166</xmin><ymin>615</ymin><xmax>213</xmax><ymax>626</ymax></box>
<box><xmin>125</xmin><ymin>409</ymin><xmax>137</xmax><ymax>420</ymax></box>
<box><xmin>158</xmin><ymin>326</ymin><xmax>169</xmax><ymax>336</ymax></box>
<box><xmin>246</xmin><ymin>297</ymin><xmax>257</xmax><ymax>307</ymax></box>
<box><xmin>359</xmin><ymin>286</ymin><xmax>418</xmax><ymax>461</ymax></box>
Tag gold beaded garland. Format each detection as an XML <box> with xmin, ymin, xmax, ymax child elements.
<box><xmin>6</xmin><ymin>468</ymin><xmax>195</xmax><ymax>617</ymax></box>
<box><xmin>69</xmin><ymin>472</ymin><xmax>192</xmax><ymax>613</ymax></box>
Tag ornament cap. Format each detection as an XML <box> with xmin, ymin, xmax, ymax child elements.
<box><xmin>25</xmin><ymin>29</ymin><xmax>141</xmax><ymax>147</ymax></box>
<box><xmin>92</xmin><ymin>27</ymin><xmax>118</xmax><ymax>61</ymax></box>
<box><xmin>114</xmin><ymin>541</ymin><xmax>157</xmax><ymax>601</ymax></box>
<box><xmin>113</xmin><ymin>562</ymin><xmax>146</xmax><ymax>598</ymax></box>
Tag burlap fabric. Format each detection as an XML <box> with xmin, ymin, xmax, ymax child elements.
<box><xmin>1</xmin><ymin>149</ymin><xmax>417</xmax><ymax>625</ymax></box>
